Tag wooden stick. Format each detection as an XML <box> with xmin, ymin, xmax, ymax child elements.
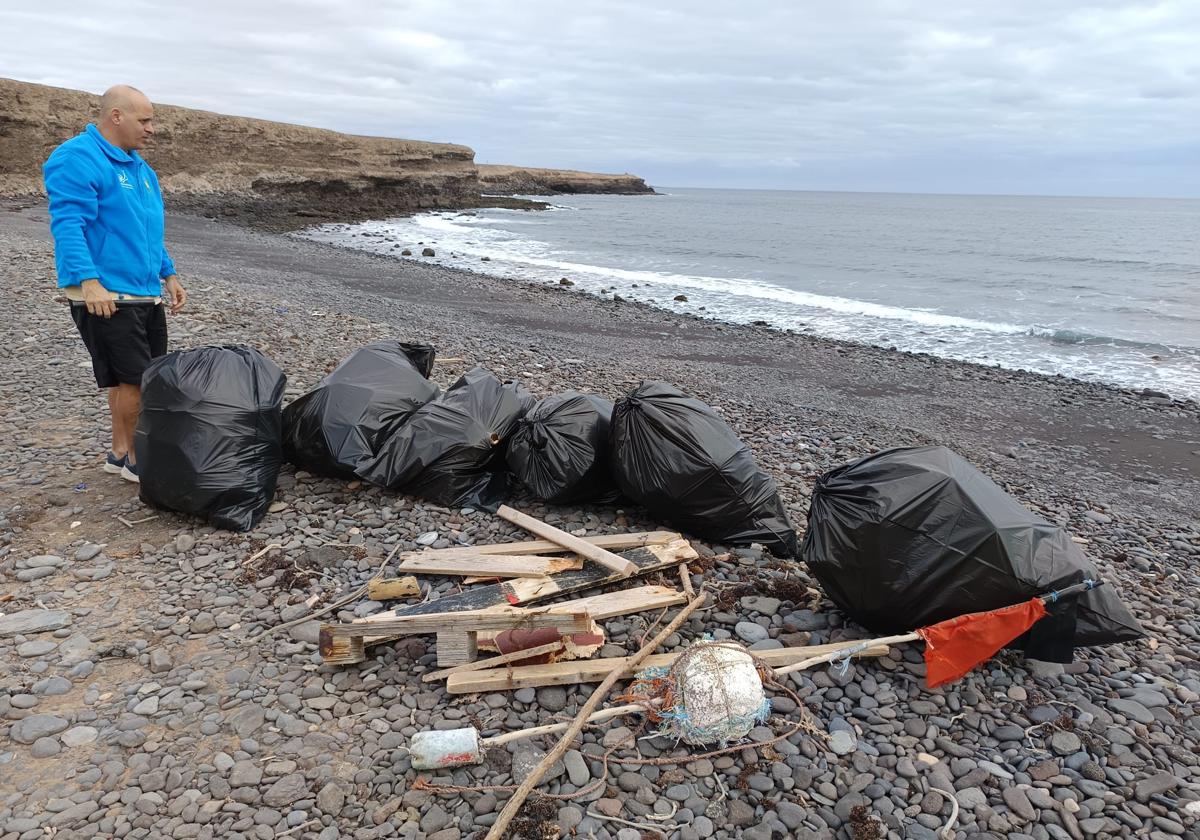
<box><xmin>483</xmin><ymin>699</ymin><xmax>662</xmax><ymax>747</ymax></box>
<box><xmin>496</xmin><ymin>505</ymin><xmax>638</xmax><ymax>577</ymax></box>
<box><xmin>678</xmin><ymin>563</ymin><xmax>694</xmax><ymax>599</ymax></box>
<box><xmin>367</xmin><ymin>576</ymin><xmax>421</xmax><ymax>600</ymax></box>
<box><xmin>773</xmin><ymin>632</ymin><xmax>919</xmax><ymax>678</ymax></box>
<box><xmin>402</xmin><ymin>531</ymin><xmax>679</xmax><ymax>559</ymax></box>
<box><xmin>422</xmin><ymin>640</ymin><xmax>566</xmax><ymax>682</ymax></box>
<box><xmin>447</xmin><ymin>639</ymin><xmax>888</xmax><ymax>693</ymax></box>
<box><xmin>485</xmin><ymin>593</ymin><xmax>708</xmax><ymax>840</ymax></box>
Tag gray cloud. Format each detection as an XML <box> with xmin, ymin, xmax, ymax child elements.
<box><xmin>3</xmin><ymin>0</ymin><xmax>1198</xmax><ymax>195</ymax></box>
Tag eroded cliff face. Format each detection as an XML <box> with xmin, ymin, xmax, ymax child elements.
<box><xmin>0</xmin><ymin>78</ymin><xmax>485</xmax><ymax>227</ymax></box>
<box><xmin>1</xmin><ymin>78</ymin><xmax>490</xmax><ymax>229</ymax></box>
<box><xmin>477</xmin><ymin>164</ymin><xmax>654</xmax><ymax>195</ymax></box>
<box><xmin>1</xmin><ymin>78</ymin><xmax>652</xmax><ymax>229</ymax></box>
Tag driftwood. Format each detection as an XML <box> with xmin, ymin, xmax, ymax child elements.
<box><xmin>496</xmin><ymin>505</ymin><xmax>638</xmax><ymax>576</ymax></box>
<box><xmin>484</xmin><ymin>593</ymin><xmax>709</xmax><ymax>840</ymax></box>
<box><xmin>446</xmin><ymin>639</ymin><xmax>890</xmax><ymax>693</ymax></box>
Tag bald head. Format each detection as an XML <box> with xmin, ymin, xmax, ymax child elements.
<box><xmin>99</xmin><ymin>84</ymin><xmax>149</xmax><ymax>115</ymax></box>
<box><xmin>97</xmin><ymin>84</ymin><xmax>155</xmax><ymax>153</ymax></box>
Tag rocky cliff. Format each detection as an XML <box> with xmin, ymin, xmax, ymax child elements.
<box><xmin>0</xmin><ymin>78</ymin><xmax>651</xmax><ymax>229</ymax></box>
<box><xmin>477</xmin><ymin>164</ymin><xmax>654</xmax><ymax>195</ymax></box>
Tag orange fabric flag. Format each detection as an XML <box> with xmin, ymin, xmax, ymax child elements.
<box><xmin>917</xmin><ymin>598</ymin><xmax>1048</xmax><ymax>688</ymax></box>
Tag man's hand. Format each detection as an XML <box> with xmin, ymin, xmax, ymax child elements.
<box><xmin>163</xmin><ymin>276</ymin><xmax>187</xmax><ymax>314</ymax></box>
<box><xmin>81</xmin><ymin>278</ymin><xmax>116</xmax><ymax>318</ymax></box>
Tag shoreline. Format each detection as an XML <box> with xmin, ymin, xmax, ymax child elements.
<box><xmin>303</xmin><ymin>222</ymin><xmax>1200</xmax><ymax>409</ymax></box>
<box><xmin>1</xmin><ymin>203</ymin><xmax>1198</xmax><ymax>839</ymax></box>
<box><xmin>298</xmin><ymin>200</ymin><xmax>1200</xmax><ymax>406</ymax></box>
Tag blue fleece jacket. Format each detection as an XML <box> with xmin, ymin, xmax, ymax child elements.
<box><xmin>43</xmin><ymin>124</ymin><xmax>176</xmax><ymax>297</ymax></box>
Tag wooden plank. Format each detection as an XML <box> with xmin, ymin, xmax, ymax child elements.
<box><xmin>367</xmin><ymin>576</ymin><xmax>421</xmax><ymax>600</ymax></box>
<box><xmin>323</xmin><ymin>607</ymin><xmax>592</xmax><ymax>639</ymax></box>
<box><xmin>544</xmin><ymin>585</ymin><xmax>686</xmax><ymax>620</ymax></box>
<box><xmin>318</xmin><ymin>540</ymin><xmax>695</xmax><ymax>662</ymax></box>
<box><xmin>398</xmin><ymin>530</ymin><xmax>680</xmax><ymax>560</ymax></box>
<box><xmin>446</xmin><ymin>641</ymin><xmax>890</xmax><ymax>694</ymax></box>
<box><xmin>497</xmin><ymin>505</ymin><xmax>638</xmax><ymax>577</ymax></box>
<box><xmin>423</xmin><ymin>640</ymin><xmax>566</xmax><ymax>682</ymax></box>
<box><xmin>397</xmin><ymin>554</ymin><xmax>583</xmax><ymax>579</ymax></box>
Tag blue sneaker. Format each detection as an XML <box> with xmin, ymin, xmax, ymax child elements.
<box><xmin>103</xmin><ymin>452</ymin><xmax>127</xmax><ymax>474</ymax></box>
<box><xmin>120</xmin><ymin>461</ymin><xmax>140</xmax><ymax>484</ymax></box>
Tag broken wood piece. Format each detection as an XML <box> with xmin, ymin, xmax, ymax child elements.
<box><xmin>496</xmin><ymin>505</ymin><xmax>639</xmax><ymax>577</ymax></box>
<box><xmin>318</xmin><ymin>539</ymin><xmax>696</xmax><ymax>663</ymax></box>
<box><xmin>435</xmin><ymin>630</ymin><xmax>478</xmax><ymax>667</ymax></box>
<box><xmin>422</xmin><ymin>640</ymin><xmax>567</xmax><ymax>682</ymax></box>
<box><xmin>397</xmin><ymin>553</ymin><xmax>583</xmax><ymax>579</ymax></box>
<box><xmin>445</xmin><ymin>639</ymin><xmax>890</xmax><ymax>694</ymax></box>
<box><xmin>400</xmin><ymin>530</ymin><xmax>680</xmax><ymax>560</ymax></box>
<box><xmin>366</xmin><ymin>576</ymin><xmax>421</xmax><ymax>600</ymax></box>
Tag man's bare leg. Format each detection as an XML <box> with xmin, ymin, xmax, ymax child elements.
<box><xmin>112</xmin><ymin>382</ymin><xmax>141</xmax><ymax>464</ymax></box>
<box><xmin>107</xmin><ymin>388</ymin><xmax>127</xmax><ymax>458</ymax></box>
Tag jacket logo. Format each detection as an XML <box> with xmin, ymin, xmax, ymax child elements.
<box><xmin>117</xmin><ymin>171</ymin><xmax>135</xmax><ymax>190</ymax></box>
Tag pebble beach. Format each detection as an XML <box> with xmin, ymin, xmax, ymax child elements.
<box><xmin>1</xmin><ymin>200</ymin><xmax>1198</xmax><ymax>840</ymax></box>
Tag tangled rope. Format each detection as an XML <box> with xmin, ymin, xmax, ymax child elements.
<box><xmin>617</xmin><ymin>640</ymin><xmax>772</xmax><ymax>745</ymax></box>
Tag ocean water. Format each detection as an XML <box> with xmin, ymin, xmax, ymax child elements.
<box><xmin>299</xmin><ymin>189</ymin><xmax>1200</xmax><ymax>400</ymax></box>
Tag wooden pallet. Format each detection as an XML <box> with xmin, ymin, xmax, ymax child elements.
<box><xmin>318</xmin><ymin>538</ymin><xmax>696</xmax><ymax>664</ymax></box>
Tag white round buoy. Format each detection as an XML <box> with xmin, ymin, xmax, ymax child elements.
<box><xmin>673</xmin><ymin>643</ymin><xmax>767</xmax><ymax>745</ymax></box>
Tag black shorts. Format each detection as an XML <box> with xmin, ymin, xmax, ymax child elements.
<box><xmin>70</xmin><ymin>302</ymin><xmax>168</xmax><ymax>388</ymax></box>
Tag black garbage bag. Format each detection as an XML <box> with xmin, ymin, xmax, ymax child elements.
<box><xmin>610</xmin><ymin>381</ymin><xmax>798</xmax><ymax>556</ymax></box>
<box><xmin>360</xmin><ymin>367</ymin><xmax>535</xmax><ymax>509</ymax></box>
<box><xmin>282</xmin><ymin>341</ymin><xmax>440</xmax><ymax>479</ymax></box>
<box><xmin>801</xmin><ymin>445</ymin><xmax>1143</xmax><ymax>660</ymax></box>
<box><xmin>507</xmin><ymin>392</ymin><xmax>620</xmax><ymax>504</ymax></box>
<box><xmin>136</xmin><ymin>345</ymin><xmax>286</xmax><ymax>532</ymax></box>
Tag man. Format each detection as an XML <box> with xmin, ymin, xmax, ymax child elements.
<box><xmin>43</xmin><ymin>85</ymin><xmax>187</xmax><ymax>484</ymax></box>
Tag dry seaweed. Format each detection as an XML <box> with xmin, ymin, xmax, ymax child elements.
<box><xmin>849</xmin><ymin>804</ymin><xmax>883</xmax><ymax>840</ymax></box>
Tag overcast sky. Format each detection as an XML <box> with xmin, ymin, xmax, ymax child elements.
<box><xmin>4</xmin><ymin>1</ymin><xmax>1198</xmax><ymax>196</ymax></box>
